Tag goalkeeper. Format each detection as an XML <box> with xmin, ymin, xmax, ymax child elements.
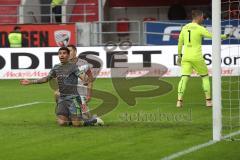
<box><xmin>177</xmin><ymin>10</ymin><xmax>234</xmax><ymax>107</ymax></box>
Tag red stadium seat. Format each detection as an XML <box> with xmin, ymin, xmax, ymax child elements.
<box><xmin>116</xmin><ymin>18</ymin><xmax>129</xmax><ymax>33</ymax></box>
<box><xmin>0</xmin><ymin>0</ymin><xmax>20</xmax><ymax>24</ymax></box>
<box><xmin>116</xmin><ymin>18</ymin><xmax>130</xmax><ymax>41</ymax></box>
<box><xmin>70</xmin><ymin>0</ymin><xmax>99</xmax><ymax>22</ymax></box>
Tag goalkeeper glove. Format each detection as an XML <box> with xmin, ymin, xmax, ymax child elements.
<box><xmin>226</xmin><ymin>27</ymin><xmax>236</xmax><ymax>38</ymax></box>
<box><xmin>177</xmin><ymin>54</ymin><xmax>182</xmax><ymax>66</ymax></box>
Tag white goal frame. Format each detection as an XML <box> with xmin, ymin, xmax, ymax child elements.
<box><xmin>212</xmin><ymin>0</ymin><xmax>222</xmax><ymax>141</ymax></box>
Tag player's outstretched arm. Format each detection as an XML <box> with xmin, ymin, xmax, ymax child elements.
<box><xmin>20</xmin><ymin>77</ymin><xmax>49</xmax><ymax>85</ymax></box>
<box><xmin>202</xmin><ymin>26</ymin><xmax>236</xmax><ymax>39</ymax></box>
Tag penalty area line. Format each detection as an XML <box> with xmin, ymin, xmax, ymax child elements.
<box><xmin>0</xmin><ymin>101</ymin><xmax>42</xmax><ymax>111</ymax></box>
<box><xmin>161</xmin><ymin>130</ymin><xmax>240</xmax><ymax>160</ymax></box>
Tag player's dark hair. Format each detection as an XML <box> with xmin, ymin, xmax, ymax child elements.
<box><xmin>58</xmin><ymin>47</ymin><xmax>70</xmax><ymax>54</ymax></box>
<box><xmin>192</xmin><ymin>10</ymin><xmax>203</xmax><ymax>19</ymax></box>
<box><xmin>14</xmin><ymin>26</ymin><xmax>21</xmax><ymax>31</ymax></box>
<box><xmin>67</xmin><ymin>44</ymin><xmax>77</xmax><ymax>52</ymax></box>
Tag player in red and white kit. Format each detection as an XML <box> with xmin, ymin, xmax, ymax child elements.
<box><xmin>77</xmin><ymin>62</ymin><xmax>94</xmax><ymax>119</ymax></box>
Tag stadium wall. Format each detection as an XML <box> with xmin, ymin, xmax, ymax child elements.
<box><xmin>76</xmin><ymin>23</ymin><xmax>91</xmax><ymax>46</ymax></box>
<box><xmin>109</xmin><ymin>5</ymin><xmax>208</xmax><ymax>21</ymax></box>
<box><xmin>0</xmin><ymin>24</ymin><xmax>76</xmax><ymax>47</ymax></box>
<box><xmin>21</xmin><ymin>0</ymin><xmax>41</xmax><ymax>23</ymax></box>
<box><xmin>66</xmin><ymin>0</ymin><xmax>76</xmax><ymax>22</ymax></box>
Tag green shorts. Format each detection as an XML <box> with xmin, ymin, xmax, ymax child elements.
<box><xmin>181</xmin><ymin>60</ymin><xmax>208</xmax><ymax>76</ymax></box>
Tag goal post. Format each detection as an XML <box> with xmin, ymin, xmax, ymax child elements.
<box><xmin>212</xmin><ymin>0</ymin><xmax>222</xmax><ymax>141</ymax></box>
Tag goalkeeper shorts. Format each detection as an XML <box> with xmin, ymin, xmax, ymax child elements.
<box><xmin>181</xmin><ymin>60</ymin><xmax>208</xmax><ymax>76</ymax></box>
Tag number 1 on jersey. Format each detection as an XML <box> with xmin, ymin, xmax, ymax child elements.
<box><xmin>188</xmin><ymin>30</ymin><xmax>191</xmax><ymax>43</ymax></box>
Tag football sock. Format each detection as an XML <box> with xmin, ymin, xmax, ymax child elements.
<box><xmin>83</xmin><ymin>117</ymin><xmax>97</xmax><ymax>126</ymax></box>
<box><xmin>178</xmin><ymin>76</ymin><xmax>189</xmax><ymax>100</ymax></box>
<box><xmin>202</xmin><ymin>75</ymin><xmax>211</xmax><ymax>99</ymax></box>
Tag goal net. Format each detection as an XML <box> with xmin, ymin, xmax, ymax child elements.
<box><xmin>220</xmin><ymin>0</ymin><xmax>240</xmax><ymax>141</ymax></box>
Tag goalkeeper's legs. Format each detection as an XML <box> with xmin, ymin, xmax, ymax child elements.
<box><xmin>201</xmin><ymin>75</ymin><xmax>212</xmax><ymax>107</ymax></box>
<box><xmin>201</xmin><ymin>75</ymin><xmax>211</xmax><ymax>99</ymax></box>
<box><xmin>178</xmin><ymin>61</ymin><xmax>192</xmax><ymax>107</ymax></box>
<box><xmin>192</xmin><ymin>60</ymin><xmax>212</xmax><ymax>107</ymax></box>
<box><xmin>177</xmin><ymin>75</ymin><xmax>189</xmax><ymax>107</ymax></box>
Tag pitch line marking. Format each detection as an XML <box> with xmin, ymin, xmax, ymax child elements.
<box><xmin>0</xmin><ymin>101</ymin><xmax>42</xmax><ymax>111</ymax></box>
<box><xmin>161</xmin><ymin>130</ymin><xmax>240</xmax><ymax>160</ymax></box>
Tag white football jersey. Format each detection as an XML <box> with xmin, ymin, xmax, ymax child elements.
<box><xmin>78</xmin><ymin>64</ymin><xmax>91</xmax><ymax>85</ymax></box>
<box><xmin>79</xmin><ymin>64</ymin><xmax>90</xmax><ymax>74</ymax></box>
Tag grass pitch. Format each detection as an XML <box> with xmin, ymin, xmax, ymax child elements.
<box><xmin>0</xmin><ymin>77</ymin><xmax>239</xmax><ymax>160</ymax></box>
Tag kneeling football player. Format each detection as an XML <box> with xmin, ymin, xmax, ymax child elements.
<box><xmin>20</xmin><ymin>47</ymin><xmax>102</xmax><ymax>126</ymax></box>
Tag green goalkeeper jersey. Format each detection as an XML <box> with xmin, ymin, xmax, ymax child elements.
<box><xmin>178</xmin><ymin>22</ymin><xmax>227</xmax><ymax>61</ymax></box>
